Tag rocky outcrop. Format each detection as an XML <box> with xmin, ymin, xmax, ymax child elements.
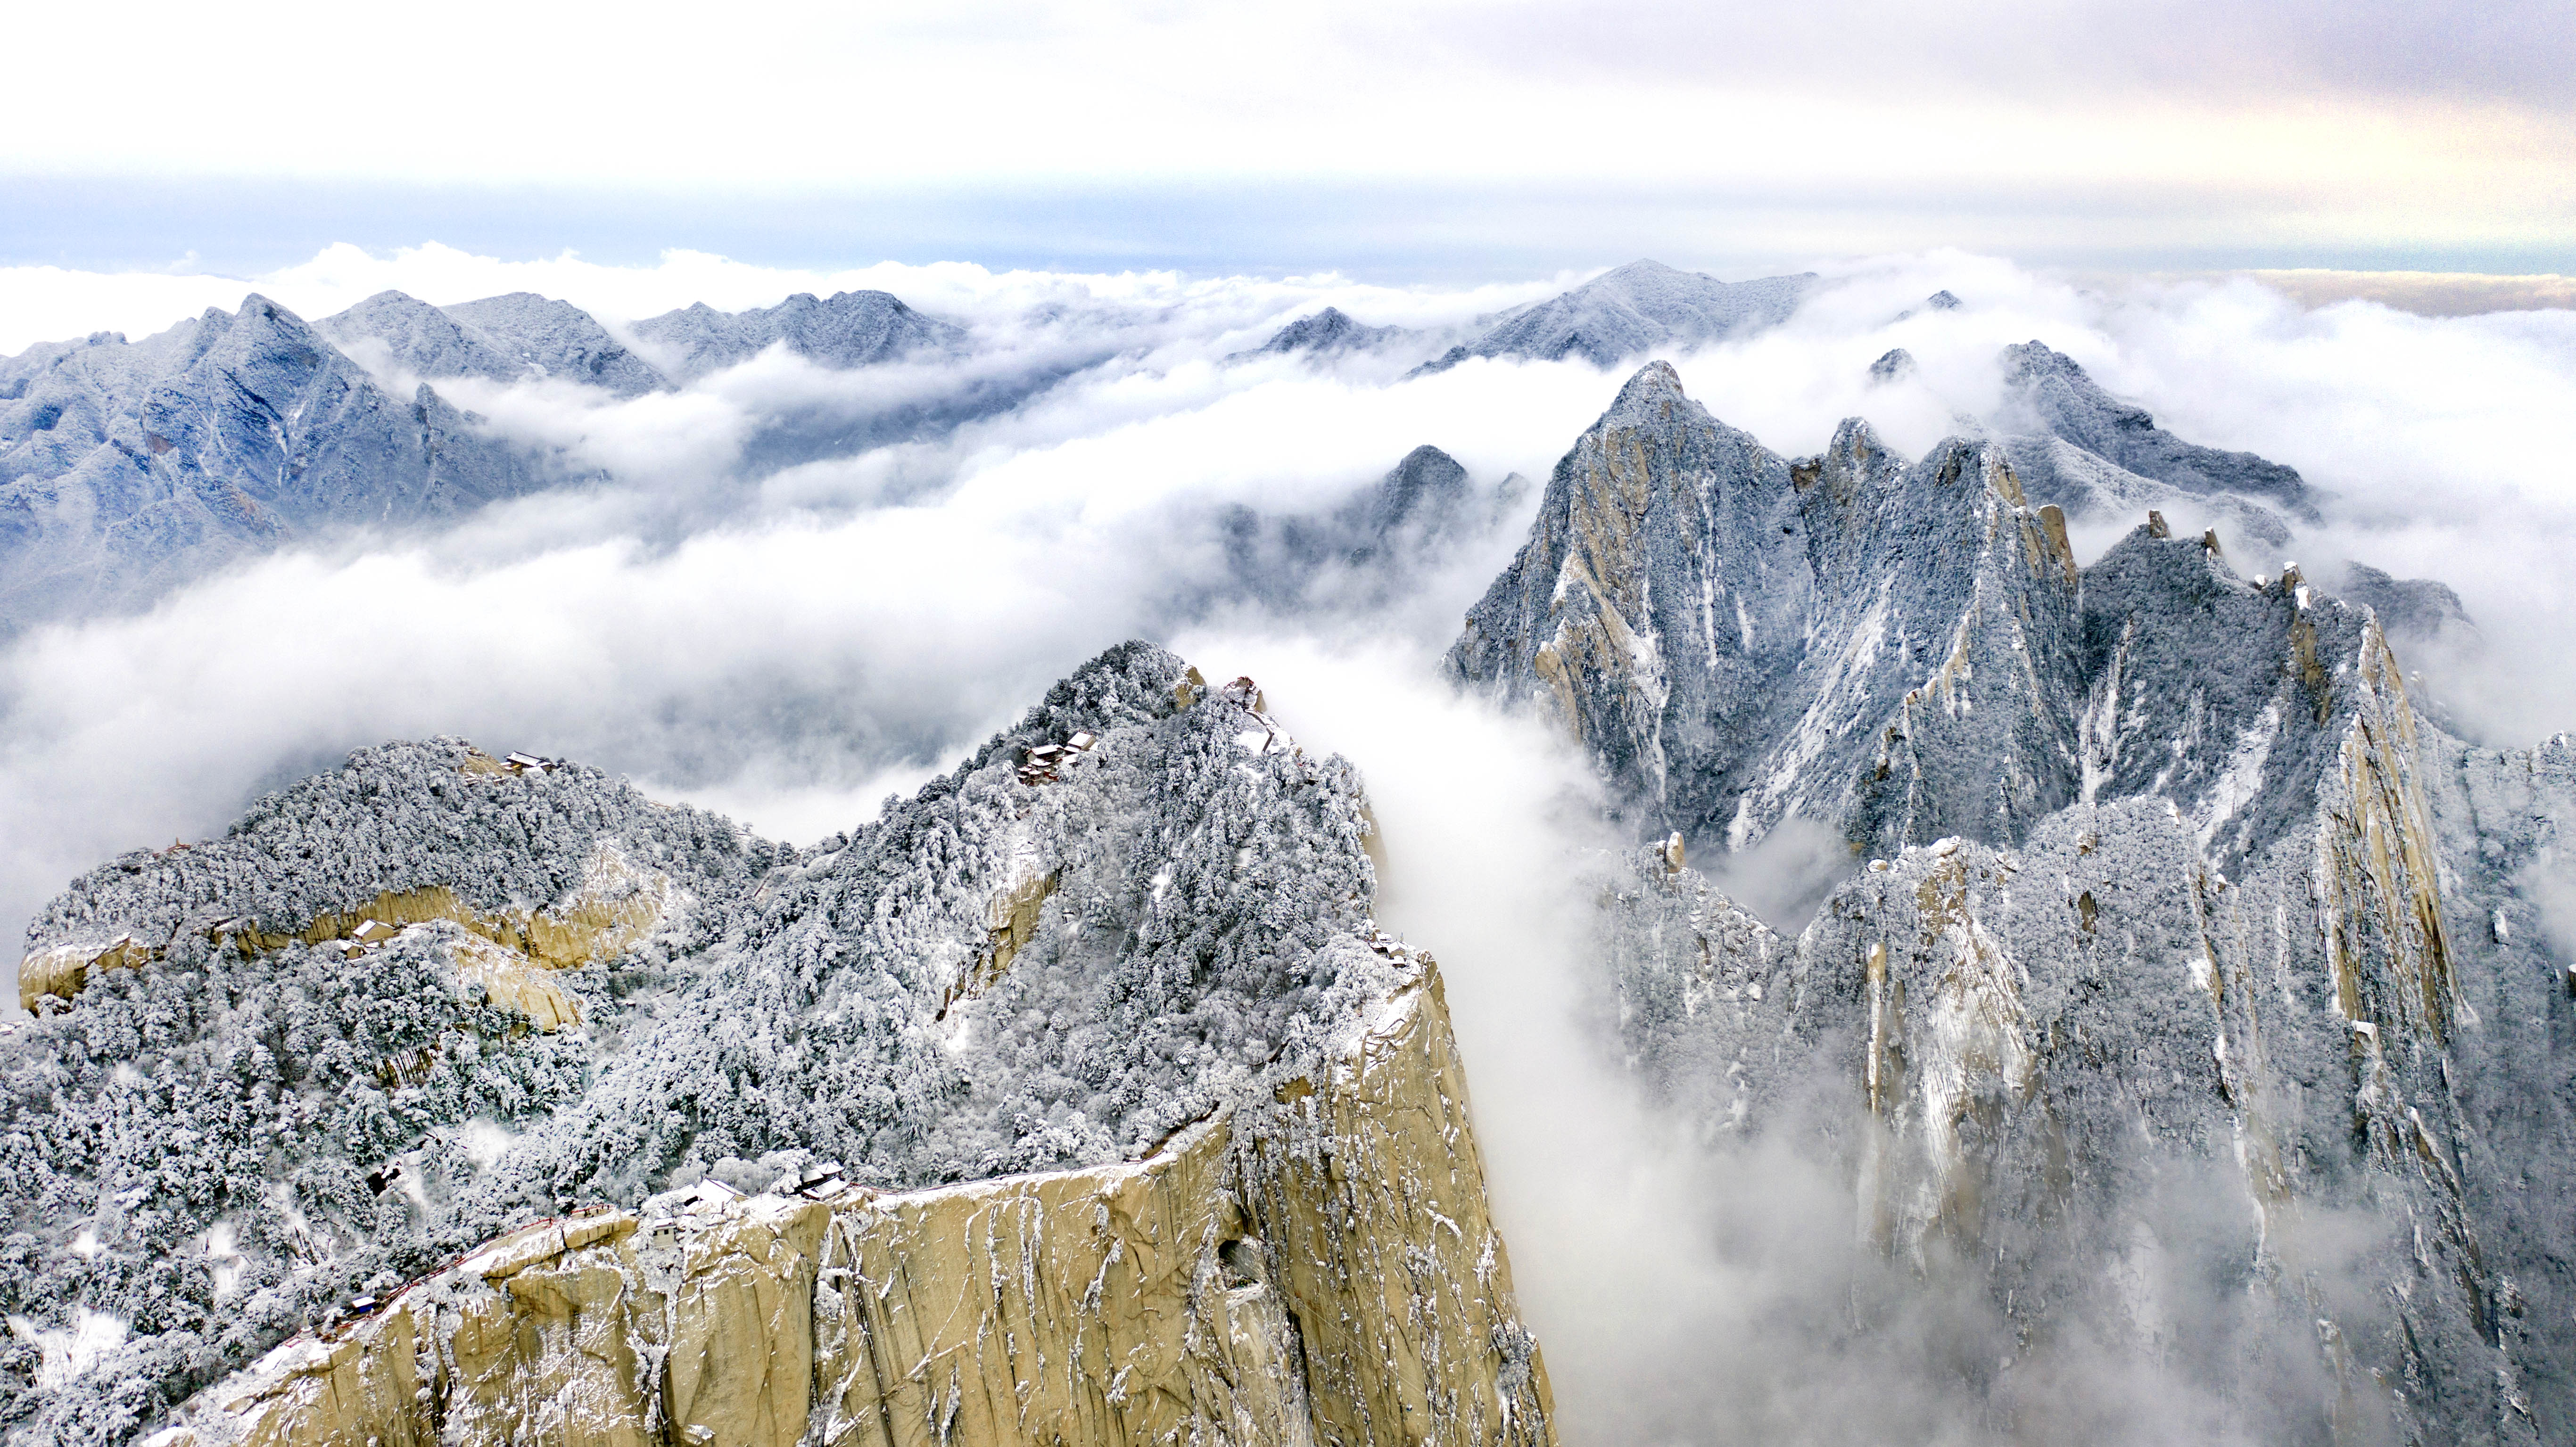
<box><xmin>146</xmin><ymin>955</ymin><xmax>1547</xmax><ymax>1447</ymax></box>
<box><xmin>20</xmin><ymin>839</ymin><xmax>677</xmax><ymax>1015</ymax></box>
<box><xmin>18</xmin><ymin>741</ymin><xmax>745</xmax><ymax>1013</ymax></box>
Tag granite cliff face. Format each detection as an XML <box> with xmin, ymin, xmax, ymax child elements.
<box><xmin>149</xmin><ymin>953</ymin><xmax>1538</xmax><ymax>1447</ymax></box>
<box><xmin>4</xmin><ymin>645</ymin><xmax>1551</xmax><ymax>1447</ymax></box>
<box><xmin>1457</xmin><ymin>362</ymin><xmax>2574</xmax><ymax>1443</ymax></box>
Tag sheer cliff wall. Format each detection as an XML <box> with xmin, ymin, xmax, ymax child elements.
<box><xmin>152</xmin><ymin>959</ymin><xmax>1549</xmax><ymax>1447</ymax></box>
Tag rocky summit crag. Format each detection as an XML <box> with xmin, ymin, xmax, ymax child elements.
<box><xmin>1455</xmin><ymin>361</ymin><xmax>2576</xmax><ymax>1444</ymax></box>
<box><xmin>0</xmin><ymin>643</ymin><xmax>1552</xmax><ymax>1447</ymax></box>
<box><xmin>1449</xmin><ymin>360</ymin><xmax>2090</xmax><ymax>858</ymax></box>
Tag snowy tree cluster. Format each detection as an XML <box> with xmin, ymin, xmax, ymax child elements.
<box><xmin>1</xmin><ymin>739</ymin><xmax>778</xmax><ymax>1442</ymax></box>
<box><xmin>0</xmin><ymin>641</ymin><xmax>1396</xmax><ymax>1445</ymax></box>
<box><xmin>26</xmin><ymin>737</ymin><xmax>771</xmax><ymax>949</ymax></box>
<box><xmin>0</xmin><ymin>931</ymin><xmax>609</xmax><ymax>1441</ymax></box>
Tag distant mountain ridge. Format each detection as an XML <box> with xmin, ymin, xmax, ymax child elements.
<box><xmin>1416</xmin><ymin>259</ymin><xmax>1816</xmax><ymax>373</ymax></box>
<box><xmin>1217</xmin><ymin>443</ymin><xmax>1527</xmax><ymax>615</ymax></box>
<box><xmin>0</xmin><ymin>295</ymin><xmax>550</xmax><ymax>630</ymax></box>
<box><xmin>1247</xmin><ymin>306</ymin><xmax>1411</xmax><ymax>358</ymax></box>
<box><xmin>320</xmin><ymin>290</ymin><xmax>665</xmax><ymax>398</ymax></box>
<box><xmin>1996</xmin><ymin>339</ymin><xmax>2318</xmax><ymax>519</ymax></box>
<box><xmin>628</xmin><ymin>289</ymin><xmax>966</xmax><ymax>379</ymax></box>
<box><xmin>0</xmin><ymin>286</ymin><xmax>982</xmax><ymax>633</ymax></box>
<box><xmin>1857</xmin><ymin>338</ymin><xmax>2321</xmax><ymax>551</ymax></box>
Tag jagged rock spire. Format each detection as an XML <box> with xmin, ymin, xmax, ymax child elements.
<box><xmin>1449</xmin><ymin>363</ymin><xmax>2084</xmax><ymax>858</ymax></box>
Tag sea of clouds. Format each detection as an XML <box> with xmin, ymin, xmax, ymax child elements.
<box><xmin>4</xmin><ymin>242</ymin><xmax>2574</xmax><ymax>1442</ymax></box>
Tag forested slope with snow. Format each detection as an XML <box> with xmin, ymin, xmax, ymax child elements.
<box><xmin>0</xmin><ymin>642</ymin><xmax>1494</xmax><ymax>1446</ymax></box>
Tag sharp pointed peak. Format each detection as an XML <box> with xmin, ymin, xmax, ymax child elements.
<box><xmin>2002</xmin><ymin>338</ymin><xmax>2085</xmax><ymax>375</ymax></box>
<box><xmin>231</xmin><ymin>293</ymin><xmax>312</xmax><ymax>326</ymax></box>
<box><xmin>1828</xmin><ymin>414</ymin><xmax>1892</xmax><ymax>453</ymax></box>
<box><xmin>1586</xmin><ymin>361</ymin><xmax>1726</xmax><ymax>437</ymax></box>
<box><xmin>1614</xmin><ymin>359</ymin><xmax>1687</xmax><ymax>401</ymax></box>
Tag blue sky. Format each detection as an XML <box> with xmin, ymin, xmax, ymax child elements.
<box><xmin>5</xmin><ymin>1</ymin><xmax>2570</xmax><ymax>280</ymax></box>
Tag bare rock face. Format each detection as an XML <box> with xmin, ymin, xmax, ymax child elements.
<box><xmin>1465</xmin><ymin>362</ymin><xmax>2572</xmax><ymax>1442</ymax></box>
<box><xmin>2</xmin><ymin>643</ymin><xmax>1551</xmax><ymax>1447</ymax></box>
